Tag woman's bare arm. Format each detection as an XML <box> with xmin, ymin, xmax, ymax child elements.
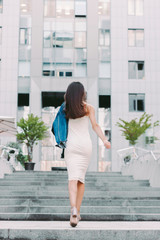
<box><xmin>87</xmin><ymin>104</ymin><xmax>111</xmax><ymax>149</ymax></box>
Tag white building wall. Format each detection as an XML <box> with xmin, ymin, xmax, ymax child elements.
<box><xmin>1</xmin><ymin>0</ymin><xmax>160</xmax><ymax>171</ymax></box>
<box><xmin>111</xmin><ymin>0</ymin><xmax>160</xmax><ymax>171</ymax></box>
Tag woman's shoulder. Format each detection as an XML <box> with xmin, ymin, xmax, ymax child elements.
<box><xmin>84</xmin><ymin>102</ymin><xmax>95</xmax><ymax>113</ymax></box>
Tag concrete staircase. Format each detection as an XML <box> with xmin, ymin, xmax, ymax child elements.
<box><xmin>0</xmin><ymin>171</ymin><xmax>160</xmax><ymax>240</ymax></box>
<box><xmin>0</xmin><ymin>171</ymin><xmax>160</xmax><ymax>221</ymax></box>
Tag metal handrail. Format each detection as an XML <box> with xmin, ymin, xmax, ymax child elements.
<box><xmin>117</xmin><ymin>146</ymin><xmax>157</xmax><ymax>165</ymax></box>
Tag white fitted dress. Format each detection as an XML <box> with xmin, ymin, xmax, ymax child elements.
<box><xmin>65</xmin><ymin>116</ymin><xmax>92</xmax><ymax>183</ymax></box>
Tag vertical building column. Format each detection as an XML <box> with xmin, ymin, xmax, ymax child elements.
<box><xmin>0</xmin><ymin>0</ymin><xmax>19</xmax><ymax>144</ymax></box>
<box><xmin>87</xmin><ymin>0</ymin><xmax>99</xmax><ymax>171</ymax></box>
<box><xmin>0</xmin><ymin>0</ymin><xmax>19</xmax><ymax>117</ymax></box>
<box><xmin>30</xmin><ymin>0</ymin><xmax>43</xmax><ymax>170</ymax></box>
<box><xmin>111</xmin><ymin>0</ymin><xmax>128</xmax><ymax>171</ymax></box>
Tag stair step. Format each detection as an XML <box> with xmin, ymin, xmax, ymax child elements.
<box><xmin>0</xmin><ymin>190</ymin><xmax>160</xmax><ymax>198</ymax></box>
<box><xmin>0</xmin><ymin>198</ymin><xmax>160</xmax><ymax>206</ymax></box>
<box><xmin>0</xmin><ymin>212</ymin><xmax>160</xmax><ymax>221</ymax></box>
<box><xmin>0</xmin><ymin>206</ymin><xmax>160</xmax><ymax>214</ymax></box>
<box><xmin>0</xmin><ymin>186</ymin><xmax>156</xmax><ymax>191</ymax></box>
<box><xmin>0</xmin><ymin>221</ymin><xmax>160</xmax><ymax>240</ymax></box>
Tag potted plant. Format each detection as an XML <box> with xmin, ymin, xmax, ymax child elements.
<box><xmin>116</xmin><ymin>112</ymin><xmax>159</xmax><ymax>146</ymax></box>
<box><xmin>16</xmin><ymin>113</ymin><xmax>48</xmax><ymax>170</ymax></box>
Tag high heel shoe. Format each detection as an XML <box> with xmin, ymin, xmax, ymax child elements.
<box><xmin>70</xmin><ymin>207</ymin><xmax>78</xmax><ymax>227</ymax></box>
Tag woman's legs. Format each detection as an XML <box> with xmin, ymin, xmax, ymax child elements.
<box><xmin>68</xmin><ymin>180</ymin><xmax>85</xmax><ymax>220</ymax></box>
<box><xmin>76</xmin><ymin>181</ymin><xmax>85</xmax><ymax>215</ymax></box>
<box><xmin>68</xmin><ymin>180</ymin><xmax>78</xmax><ymax>208</ymax></box>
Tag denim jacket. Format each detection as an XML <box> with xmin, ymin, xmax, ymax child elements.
<box><xmin>51</xmin><ymin>102</ymin><xmax>68</xmax><ymax>149</ymax></box>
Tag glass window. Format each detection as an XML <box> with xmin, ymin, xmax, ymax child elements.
<box><xmin>136</xmin><ymin>30</ymin><xmax>144</xmax><ymax>47</ymax></box>
<box><xmin>75</xmin><ymin>32</ymin><xmax>86</xmax><ymax>48</ymax></box>
<box><xmin>0</xmin><ymin>27</ymin><xmax>2</xmax><ymax>44</ymax></box>
<box><xmin>65</xmin><ymin>72</ymin><xmax>72</xmax><ymax>77</ymax></box>
<box><xmin>128</xmin><ymin>0</ymin><xmax>144</xmax><ymax>16</ymax></box>
<box><xmin>56</xmin><ymin>0</ymin><xmax>74</xmax><ymax>18</ymax></box>
<box><xmin>75</xmin><ymin>48</ymin><xmax>87</xmax><ymax>63</ymax></box>
<box><xmin>99</xmin><ymin>95</ymin><xmax>111</xmax><ymax>108</ymax></box>
<box><xmin>99</xmin><ymin>29</ymin><xmax>110</xmax><ymax>46</ymax></box>
<box><xmin>74</xmin><ymin>63</ymin><xmax>87</xmax><ymax>77</ymax></box>
<box><xmin>55</xmin><ymin>32</ymin><xmax>74</xmax><ymax>48</ymax></box>
<box><xmin>19</xmin><ymin>61</ymin><xmax>30</xmax><ymax>77</ymax></box>
<box><xmin>128</xmin><ymin>30</ymin><xmax>135</xmax><ymax>46</ymax></box>
<box><xmin>44</xmin><ymin>31</ymin><xmax>52</xmax><ymax>48</ymax></box>
<box><xmin>75</xmin><ymin>0</ymin><xmax>86</xmax><ymax>17</ymax></box>
<box><xmin>129</xmin><ymin>94</ymin><xmax>145</xmax><ymax>112</ymax></box>
<box><xmin>44</xmin><ymin>0</ymin><xmax>56</xmax><ymax>18</ymax></box>
<box><xmin>20</xmin><ymin>28</ymin><xmax>31</xmax><ymax>45</ymax></box>
<box><xmin>55</xmin><ymin>49</ymin><xmax>74</xmax><ymax>63</ymax></box>
<box><xmin>99</xmin><ymin>62</ymin><xmax>111</xmax><ymax>78</ymax></box>
<box><xmin>136</xmin><ymin>0</ymin><xmax>144</xmax><ymax>16</ymax></box>
<box><xmin>43</xmin><ymin>63</ymin><xmax>55</xmax><ymax>76</ymax></box>
<box><xmin>128</xmin><ymin>0</ymin><xmax>135</xmax><ymax>15</ymax></box>
<box><xmin>98</xmin><ymin>0</ymin><xmax>110</xmax><ymax>17</ymax></box>
<box><xmin>19</xmin><ymin>45</ymin><xmax>31</xmax><ymax>61</ymax></box>
<box><xmin>128</xmin><ymin>29</ymin><xmax>144</xmax><ymax>47</ymax></box>
<box><xmin>128</xmin><ymin>61</ymin><xmax>144</xmax><ymax>79</ymax></box>
<box><xmin>0</xmin><ymin>0</ymin><xmax>2</xmax><ymax>13</ymax></box>
<box><xmin>20</xmin><ymin>0</ymin><xmax>31</xmax><ymax>15</ymax></box>
<box><xmin>75</xmin><ymin>18</ymin><xmax>86</xmax><ymax>31</ymax></box>
<box><xmin>18</xmin><ymin>94</ymin><xmax>29</xmax><ymax>107</ymax></box>
<box><xmin>99</xmin><ymin>47</ymin><xmax>110</xmax><ymax>61</ymax></box>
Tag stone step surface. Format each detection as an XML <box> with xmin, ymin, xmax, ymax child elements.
<box><xmin>0</xmin><ymin>205</ymin><xmax>160</xmax><ymax>214</ymax></box>
<box><xmin>0</xmin><ymin>180</ymin><xmax>150</xmax><ymax>187</ymax></box>
<box><xmin>0</xmin><ymin>171</ymin><xmax>160</xmax><ymax>221</ymax></box>
<box><xmin>0</xmin><ymin>186</ymin><xmax>157</xmax><ymax>191</ymax></box>
<box><xmin>0</xmin><ymin>221</ymin><xmax>160</xmax><ymax>240</ymax></box>
<box><xmin>1</xmin><ymin>190</ymin><xmax>160</xmax><ymax>198</ymax></box>
<box><xmin>0</xmin><ymin>198</ymin><xmax>160</xmax><ymax>206</ymax></box>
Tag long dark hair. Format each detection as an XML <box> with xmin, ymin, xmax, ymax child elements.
<box><xmin>64</xmin><ymin>82</ymin><xmax>88</xmax><ymax>119</ymax></box>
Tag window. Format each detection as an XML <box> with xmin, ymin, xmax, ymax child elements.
<box><xmin>19</xmin><ymin>61</ymin><xmax>30</xmax><ymax>77</ymax></box>
<box><xmin>74</xmin><ymin>63</ymin><xmax>86</xmax><ymax>77</ymax></box>
<box><xmin>128</xmin><ymin>29</ymin><xmax>144</xmax><ymax>47</ymax></box>
<box><xmin>128</xmin><ymin>61</ymin><xmax>144</xmax><ymax>79</ymax></box>
<box><xmin>20</xmin><ymin>0</ymin><xmax>31</xmax><ymax>14</ymax></box>
<box><xmin>75</xmin><ymin>32</ymin><xmax>86</xmax><ymax>48</ymax></box>
<box><xmin>98</xmin><ymin>0</ymin><xmax>111</xmax><ymax>17</ymax></box>
<box><xmin>18</xmin><ymin>94</ymin><xmax>29</xmax><ymax>107</ymax></box>
<box><xmin>44</xmin><ymin>0</ymin><xmax>56</xmax><ymax>18</ymax></box>
<box><xmin>99</xmin><ymin>47</ymin><xmax>110</xmax><ymax>61</ymax></box>
<box><xmin>56</xmin><ymin>1</ymin><xmax>74</xmax><ymax>18</ymax></box>
<box><xmin>128</xmin><ymin>0</ymin><xmax>144</xmax><ymax>16</ymax></box>
<box><xmin>0</xmin><ymin>0</ymin><xmax>3</xmax><ymax>13</ymax></box>
<box><xmin>99</xmin><ymin>62</ymin><xmax>111</xmax><ymax>78</ymax></box>
<box><xmin>99</xmin><ymin>29</ymin><xmax>110</xmax><ymax>46</ymax></box>
<box><xmin>75</xmin><ymin>18</ymin><xmax>86</xmax><ymax>31</ymax></box>
<box><xmin>20</xmin><ymin>28</ymin><xmax>31</xmax><ymax>45</ymax></box>
<box><xmin>43</xmin><ymin>63</ymin><xmax>55</xmax><ymax>76</ymax></box>
<box><xmin>75</xmin><ymin>0</ymin><xmax>86</xmax><ymax>17</ymax></box>
<box><xmin>99</xmin><ymin>95</ymin><xmax>111</xmax><ymax>108</ymax></box>
<box><xmin>129</xmin><ymin>94</ymin><xmax>145</xmax><ymax>112</ymax></box>
<box><xmin>42</xmin><ymin>92</ymin><xmax>65</xmax><ymax>108</ymax></box>
<box><xmin>0</xmin><ymin>28</ymin><xmax>1</xmax><ymax>43</ymax></box>
<box><xmin>65</xmin><ymin>71</ymin><xmax>72</xmax><ymax>77</ymax></box>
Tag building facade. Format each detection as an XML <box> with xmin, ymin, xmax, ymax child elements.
<box><xmin>0</xmin><ymin>0</ymin><xmax>160</xmax><ymax>171</ymax></box>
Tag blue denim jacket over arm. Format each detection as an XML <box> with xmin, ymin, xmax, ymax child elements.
<box><xmin>51</xmin><ymin>102</ymin><xmax>68</xmax><ymax>149</ymax></box>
